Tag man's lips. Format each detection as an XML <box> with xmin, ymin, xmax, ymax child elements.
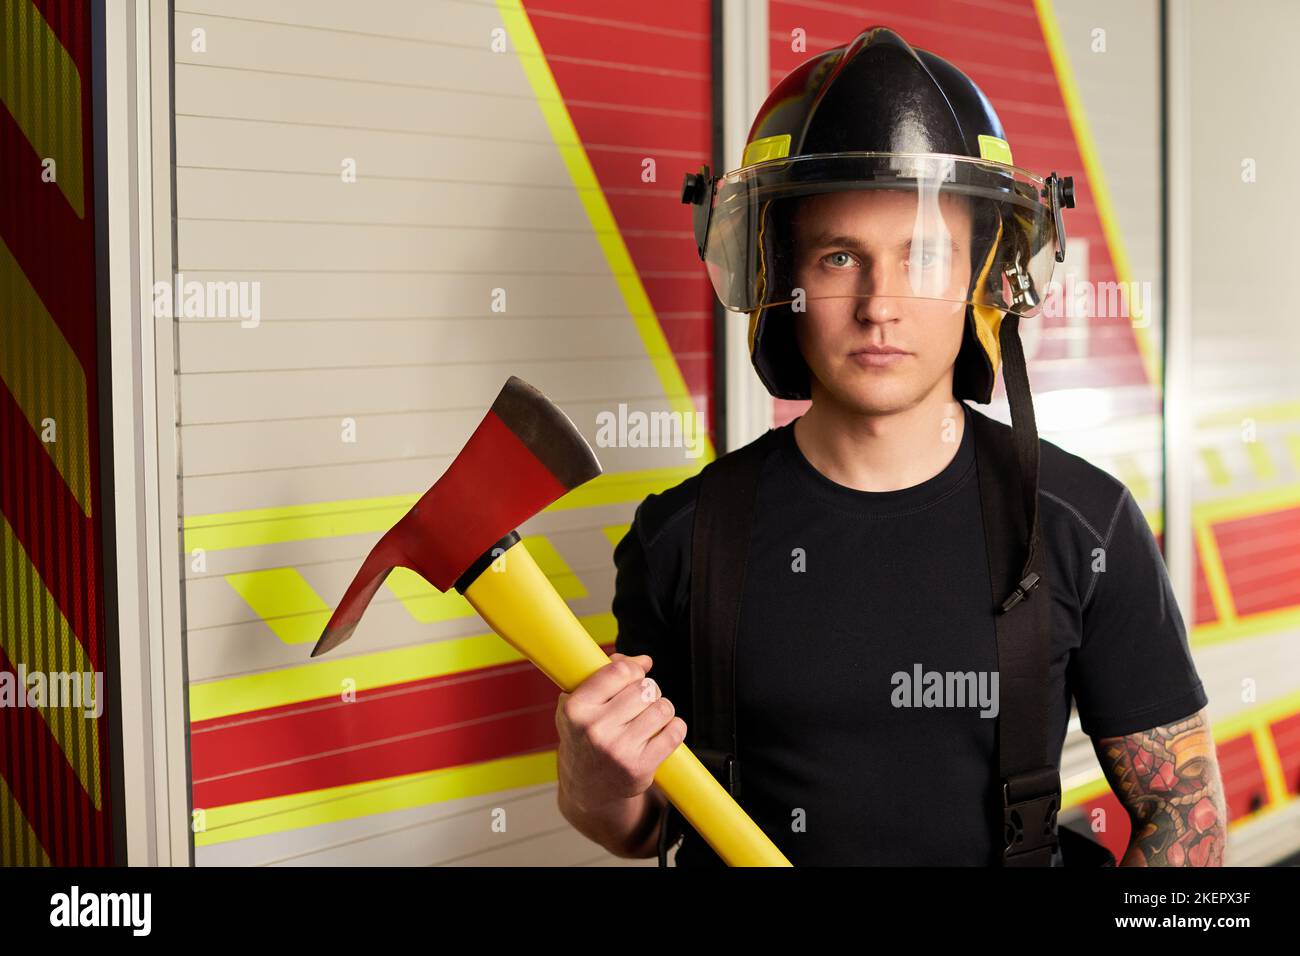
<box><xmin>849</xmin><ymin>345</ymin><xmax>911</xmax><ymax>368</ymax></box>
<box><xmin>850</xmin><ymin>345</ymin><xmax>909</xmax><ymax>355</ymax></box>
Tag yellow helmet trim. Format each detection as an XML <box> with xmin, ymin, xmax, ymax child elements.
<box><xmin>977</xmin><ymin>134</ymin><xmax>1014</xmax><ymax>166</ymax></box>
<box><xmin>743</xmin><ymin>133</ymin><xmax>792</xmax><ymax>167</ymax></box>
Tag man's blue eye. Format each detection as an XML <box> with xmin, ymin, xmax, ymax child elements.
<box><xmin>823</xmin><ymin>252</ymin><xmax>854</xmax><ymax>267</ymax></box>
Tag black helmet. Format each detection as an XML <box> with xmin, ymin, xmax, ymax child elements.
<box><xmin>681</xmin><ymin>25</ymin><xmax>1077</xmax><ymax>601</ymax></box>
<box><xmin>680</xmin><ymin>25</ymin><xmax>1075</xmax><ymax>405</ymax></box>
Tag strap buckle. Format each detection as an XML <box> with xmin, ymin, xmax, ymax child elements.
<box><xmin>999</xmin><ymin>571</ymin><xmax>1041</xmax><ymax>613</ymax></box>
<box><xmin>1002</xmin><ymin>768</ymin><xmax>1060</xmax><ymax>866</ymax></box>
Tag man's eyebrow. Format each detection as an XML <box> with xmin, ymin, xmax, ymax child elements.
<box><xmin>805</xmin><ymin>232</ymin><xmax>868</xmax><ymax>249</ymax></box>
<box><xmin>802</xmin><ymin>232</ymin><xmax>957</xmax><ymax>250</ymax></box>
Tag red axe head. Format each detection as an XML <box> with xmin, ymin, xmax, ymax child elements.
<box><xmin>311</xmin><ymin>376</ymin><xmax>601</xmax><ymax>657</ymax></box>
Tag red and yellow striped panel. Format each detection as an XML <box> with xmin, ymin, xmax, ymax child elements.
<box><xmin>184</xmin><ymin>0</ymin><xmax>719</xmax><ymax>854</ymax></box>
<box><xmin>0</xmin><ymin>0</ymin><xmax>115</xmax><ymax>865</ymax></box>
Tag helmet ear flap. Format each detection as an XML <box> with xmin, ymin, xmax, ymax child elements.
<box><xmin>954</xmin><ymin>306</ymin><xmax>995</xmax><ymax>403</ymax></box>
<box><xmin>751</xmin><ymin>303</ymin><xmax>812</xmax><ymax>400</ymax></box>
<box><xmin>750</xmin><ymin>197</ymin><xmax>813</xmax><ymax>400</ymax></box>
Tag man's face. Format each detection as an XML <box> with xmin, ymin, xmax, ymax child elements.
<box><xmin>788</xmin><ymin>188</ymin><xmax>973</xmax><ymax>415</ymax></box>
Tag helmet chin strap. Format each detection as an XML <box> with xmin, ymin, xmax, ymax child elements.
<box><xmin>995</xmin><ymin>312</ymin><xmax>1043</xmax><ymax>613</ymax></box>
<box><xmin>991</xmin><ymin>174</ymin><xmax>1073</xmax><ymax>590</ymax></box>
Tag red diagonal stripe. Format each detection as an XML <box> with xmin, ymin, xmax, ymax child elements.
<box><xmin>1272</xmin><ymin>712</ymin><xmax>1300</xmax><ymax>798</ymax></box>
<box><xmin>0</xmin><ymin>379</ymin><xmax>99</xmax><ymax>667</ymax></box>
<box><xmin>524</xmin><ymin>0</ymin><xmax>717</xmax><ymax>437</ymax></box>
<box><xmin>0</xmin><ymin>644</ymin><xmax>103</xmax><ymax>865</ymax></box>
<box><xmin>0</xmin><ymin>90</ymin><xmax>97</xmax><ymax>366</ymax></box>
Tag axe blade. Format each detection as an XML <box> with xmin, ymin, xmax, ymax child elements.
<box><xmin>311</xmin><ymin>376</ymin><xmax>601</xmax><ymax>657</ymax></box>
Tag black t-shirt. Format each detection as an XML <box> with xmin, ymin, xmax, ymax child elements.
<box><xmin>611</xmin><ymin>402</ymin><xmax>1208</xmax><ymax>866</ymax></box>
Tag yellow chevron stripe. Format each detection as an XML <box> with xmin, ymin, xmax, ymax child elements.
<box><xmin>0</xmin><ymin>237</ymin><xmax>91</xmax><ymax>515</ymax></box>
<box><xmin>1111</xmin><ymin>454</ymin><xmax>1151</xmax><ymax>506</ymax></box>
<box><xmin>1199</xmin><ymin>447</ymin><xmax>1232</xmax><ymax>487</ymax></box>
<box><xmin>1198</xmin><ymin>399</ymin><xmax>1300</xmax><ymax>429</ymax></box>
<box><xmin>1034</xmin><ymin>0</ymin><xmax>1161</xmax><ymax>391</ymax></box>
<box><xmin>183</xmin><ymin>464</ymin><xmax>701</xmax><ymax>553</ymax></box>
<box><xmin>0</xmin><ymin>774</ymin><xmax>51</xmax><ymax>865</ymax></box>
<box><xmin>0</xmin><ymin>515</ymin><xmax>101</xmax><ymax>809</ymax></box>
<box><xmin>1287</xmin><ymin>435</ymin><xmax>1300</xmax><ymax>472</ymax></box>
<box><xmin>194</xmin><ymin>749</ymin><xmax>557</xmax><ymax>848</ymax></box>
<box><xmin>1194</xmin><ymin>479</ymin><xmax>1300</xmax><ymax>524</ymax></box>
<box><xmin>516</xmin><ymin>534</ymin><xmax>587</xmax><ymax>597</ymax></box>
<box><xmin>386</xmin><ymin>534</ymin><xmax>585</xmax><ymax>624</ymax></box>
<box><xmin>1245</xmin><ymin>440</ymin><xmax>1277</xmax><ymax>482</ymax></box>
<box><xmin>1251</xmin><ymin>724</ymin><xmax>1289</xmax><ymax>811</ymax></box>
<box><xmin>225</xmin><ymin>568</ymin><xmax>332</xmax><ymax>646</ymax></box>
<box><xmin>0</xmin><ymin>0</ymin><xmax>84</xmax><ymax>218</ymax></box>
<box><xmin>383</xmin><ymin>567</ymin><xmax>478</xmax><ymax>625</ymax></box>
<box><xmin>602</xmin><ymin>523</ymin><xmax>631</xmax><ymax>548</ymax></box>
<box><xmin>1211</xmin><ymin>687</ymin><xmax>1300</xmax><ymax>741</ymax></box>
<box><xmin>1194</xmin><ymin>605</ymin><xmax>1300</xmax><ymax>648</ymax></box>
<box><xmin>225</xmin><ymin>535</ymin><xmax>591</xmax><ymax>644</ymax></box>
<box><xmin>190</xmin><ymin>611</ymin><xmax>617</xmax><ymax>723</ymax></box>
<box><xmin>494</xmin><ymin>0</ymin><xmax>715</xmax><ymax>462</ymax></box>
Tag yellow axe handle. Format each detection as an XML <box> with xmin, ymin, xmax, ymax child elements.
<box><xmin>462</xmin><ymin>538</ymin><xmax>790</xmax><ymax>867</ymax></box>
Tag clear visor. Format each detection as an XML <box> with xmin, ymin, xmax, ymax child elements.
<box><xmin>695</xmin><ymin>152</ymin><xmax>1061</xmax><ymax>318</ymax></box>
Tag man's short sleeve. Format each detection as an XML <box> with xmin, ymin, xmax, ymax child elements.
<box><xmin>611</xmin><ymin>501</ymin><xmax>692</xmax><ymax>723</ymax></box>
<box><xmin>1069</xmin><ymin>487</ymin><xmax>1209</xmax><ymax>738</ymax></box>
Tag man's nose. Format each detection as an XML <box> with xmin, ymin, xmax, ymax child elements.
<box><xmin>854</xmin><ymin>259</ymin><xmax>903</xmax><ymax>324</ymax></box>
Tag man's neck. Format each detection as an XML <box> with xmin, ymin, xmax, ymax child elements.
<box><xmin>792</xmin><ymin>383</ymin><xmax>967</xmax><ymax>493</ymax></box>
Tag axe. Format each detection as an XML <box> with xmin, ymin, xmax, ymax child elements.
<box><xmin>311</xmin><ymin>376</ymin><xmax>790</xmax><ymax>867</ymax></box>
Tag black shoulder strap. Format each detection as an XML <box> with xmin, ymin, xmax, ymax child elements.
<box><xmin>687</xmin><ymin>426</ymin><xmax>784</xmax><ymax>800</ymax></box>
<box><xmin>657</xmin><ymin>426</ymin><xmax>781</xmax><ymax>866</ymax></box>
<box><xmin>986</xmin><ymin>314</ymin><xmax>1060</xmax><ymax>866</ymax></box>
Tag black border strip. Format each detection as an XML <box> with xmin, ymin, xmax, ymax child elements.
<box><xmin>1158</xmin><ymin>0</ymin><xmax>1171</xmax><ymax>560</ymax></box>
<box><xmin>709</xmin><ymin>0</ymin><xmax>727</xmax><ymax>452</ymax></box>
<box><xmin>91</xmin><ymin>0</ymin><xmax>128</xmax><ymax>871</ymax></box>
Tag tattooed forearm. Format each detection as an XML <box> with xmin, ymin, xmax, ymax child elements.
<box><xmin>1093</xmin><ymin>709</ymin><xmax>1227</xmax><ymax>866</ymax></box>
